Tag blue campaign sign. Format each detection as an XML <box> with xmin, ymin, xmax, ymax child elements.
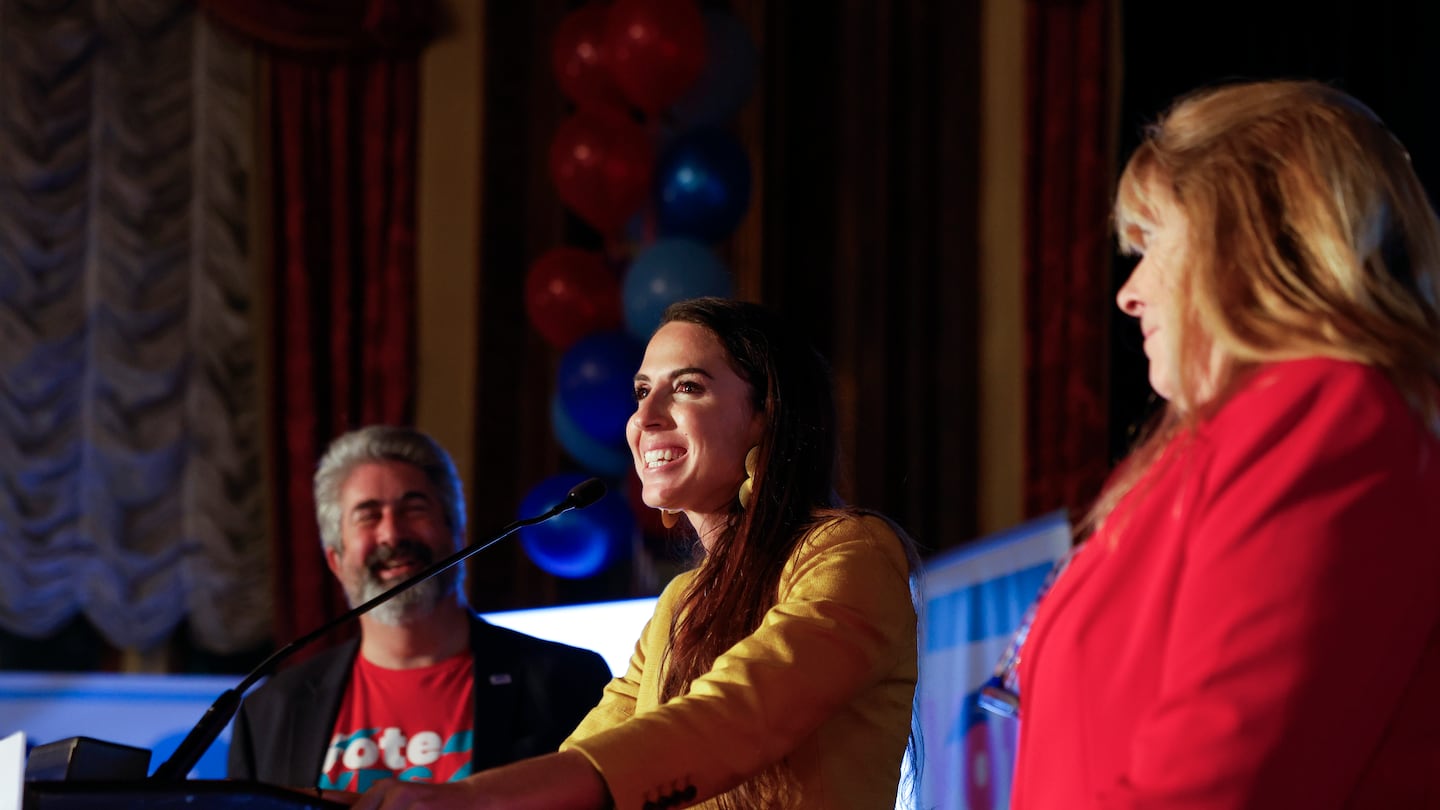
<box><xmin>916</xmin><ymin>512</ymin><xmax>1071</xmax><ymax>810</ymax></box>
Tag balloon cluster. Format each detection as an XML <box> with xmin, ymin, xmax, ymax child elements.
<box><xmin>519</xmin><ymin>0</ymin><xmax>757</xmax><ymax>579</ymax></box>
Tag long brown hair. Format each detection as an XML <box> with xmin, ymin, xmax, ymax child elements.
<box><xmin>1092</xmin><ymin>79</ymin><xmax>1440</xmax><ymax>534</ymax></box>
<box><xmin>655</xmin><ymin>298</ymin><xmax>912</xmax><ymax>806</ymax></box>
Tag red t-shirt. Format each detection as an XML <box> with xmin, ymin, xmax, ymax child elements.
<box><xmin>318</xmin><ymin>651</ymin><xmax>475</xmax><ymax>792</ymax></box>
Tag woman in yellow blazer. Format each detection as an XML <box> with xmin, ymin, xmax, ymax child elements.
<box><xmin>352</xmin><ymin>297</ymin><xmax>920</xmax><ymax>810</ymax></box>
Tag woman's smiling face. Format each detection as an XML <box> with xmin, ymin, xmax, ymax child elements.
<box><xmin>628</xmin><ymin>321</ymin><xmax>765</xmax><ymax>542</ymax></box>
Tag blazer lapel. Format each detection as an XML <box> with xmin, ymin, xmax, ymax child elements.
<box><xmin>467</xmin><ymin>618</ymin><xmax>519</xmax><ymax>772</ymax></box>
<box><xmin>290</xmin><ymin>641</ymin><xmax>357</xmax><ymax>785</ymax></box>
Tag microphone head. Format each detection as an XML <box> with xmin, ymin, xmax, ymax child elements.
<box><xmin>565</xmin><ymin>477</ymin><xmax>607</xmax><ymax>509</ymax></box>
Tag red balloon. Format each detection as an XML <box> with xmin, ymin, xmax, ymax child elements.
<box><xmin>549</xmin><ymin>107</ymin><xmax>654</xmax><ymax>233</ymax></box>
<box><xmin>551</xmin><ymin>3</ymin><xmax>628</xmax><ymax>109</ymax></box>
<box><xmin>524</xmin><ymin>247</ymin><xmax>623</xmax><ymax>349</ymax></box>
<box><xmin>605</xmin><ymin>0</ymin><xmax>707</xmax><ymax>114</ymax></box>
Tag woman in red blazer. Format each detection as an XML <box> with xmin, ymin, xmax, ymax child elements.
<box><xmin>1006</xmin><ymin>80</ymin><xmax>1440</xmax><ymax>808</ymax></box>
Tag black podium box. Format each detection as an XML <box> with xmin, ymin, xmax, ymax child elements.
<box><xmin>23</xmin><ymin>737</ymin><xmax>151</xmax><ymax>782</ymax></box>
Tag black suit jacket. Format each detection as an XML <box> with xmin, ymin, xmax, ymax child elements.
<box><xmin>226</xmin><ymin>615</ymin><xmax>612</xmax><ymax>786</ymax></box>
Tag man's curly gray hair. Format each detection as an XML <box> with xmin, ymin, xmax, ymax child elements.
<box><xmin>313</xmin><ymin>425</ymin><xmax>466</xmax><ymax>552</ymax></box>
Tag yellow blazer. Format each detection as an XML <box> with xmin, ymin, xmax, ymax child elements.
<box><xmin>562</xmin><ymin>514</ymin><xmax>918</xmax><ymax>810</ymax></box>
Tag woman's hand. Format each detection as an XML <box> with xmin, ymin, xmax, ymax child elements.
<box><xmin>350</xmin><ymin>751</ymin><xmax>611</xmax><ymax>810</ymax></box>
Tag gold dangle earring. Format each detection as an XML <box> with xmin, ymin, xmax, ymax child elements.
<box><xmin>738</xmin><ymin>446</ymin><xmax>759</xmax><ymax>509</ymax></box>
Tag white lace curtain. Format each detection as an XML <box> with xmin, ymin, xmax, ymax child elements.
<box><xmin>0</xmin><ymin>0</ymin><xmax>269</xmax><ymax>655</ymax></box>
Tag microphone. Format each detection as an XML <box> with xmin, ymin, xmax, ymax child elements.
<box><xmin>564</xmin><ymin>476</ymin><xmax>607</xmax><ymax>510</ymax></box>
<box><xmin>146</xmin><ymin>477</ymin><xmax>608</xmax><ymax>782</ymax></box>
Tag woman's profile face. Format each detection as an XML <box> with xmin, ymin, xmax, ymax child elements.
<box><xmin>1116</xmin><ymin>182</ymin><xmax>1190</xmax><ymax>401</ymax></box>
<box><xmin>629</xmin><ymin>321</ymin><xmax>765</xmax><ymax>532</ymax></box>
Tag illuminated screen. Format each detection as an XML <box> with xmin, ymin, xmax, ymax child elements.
<box><xmin>480</xmin><ymin>597</ymin><xmax>657</xmax><ymax>677</ymax></box>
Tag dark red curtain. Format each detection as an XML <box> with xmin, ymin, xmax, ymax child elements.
<box><xmin>268</xmin><ymin>57</ymin><xmax>422</xmax><ymax>646</ymax></box>
<box><xmin>1022</xmin><ymin>0</ymin><xmax>1117</xmax><ymax>519</ymax></box>
<box><xmin>198</xmin><ymin>0</ymin><xmax>435</xmax><ymax>649</ymax></box>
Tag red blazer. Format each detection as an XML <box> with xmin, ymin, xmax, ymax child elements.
<box><xmin>1013</xmin><ymin>358</ymin><xmax>1440</xmax><ymax>809</ymax></box>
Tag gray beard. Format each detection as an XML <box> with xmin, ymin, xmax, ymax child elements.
<box><xmin>348</xmin><ymin>566</ymin><xmax>461</xmax><ymax>626</ymax></box>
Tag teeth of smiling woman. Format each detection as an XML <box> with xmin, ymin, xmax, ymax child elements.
<box><xmin>644</xmin><ymin>449</ymin><xmax>678</xmax><ymax>468</ymax></box>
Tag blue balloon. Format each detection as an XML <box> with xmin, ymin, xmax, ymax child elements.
<box><xmin>518</xmin><ymin>473</ymin><xmax>633</xmax><ymax>579</ymax></box>
<box><xmin>622</xmin><ymin>239</ymin><xmax>733</xmax><ymax>338</ymax></box>
<box><xmin>654</xmin><ymin>128</ymin><xmax>752</xmax><ymax>242</ymax></box>
<box><xmin>669</xmin><ymin>10</ymin><xmax>759</xmax><ymax>131</ymax></box>
<box><xmin>551</xmin><ymin>393</ymin><xmax>633</xmax><ymax>477</ymax></box>
<box><xmin>558</xmin><ymin>331</ymin><xmax>646</xmax><ymax>446</ymax></box>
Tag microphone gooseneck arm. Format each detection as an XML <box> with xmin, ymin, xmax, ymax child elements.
<box><xmin>148</xmin><ymin>477</ymin><xmax>607</xmax><ymax>782</ymax></box>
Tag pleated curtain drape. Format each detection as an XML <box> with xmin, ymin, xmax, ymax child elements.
<box><xmin>0</xmin><ymin>0</ymin><xmax>266</xmax><ymax>656</ymax></box>
<box><xmin>0</xmin><ymin>0</ymin><xmax>436</xmax><ymax>665</ymax></box>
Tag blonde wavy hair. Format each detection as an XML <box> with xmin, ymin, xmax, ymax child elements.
<box><xmin>1089</xmin><ymin>79</ymin><xmax>1440</xmax><ymax>533</ymax></box>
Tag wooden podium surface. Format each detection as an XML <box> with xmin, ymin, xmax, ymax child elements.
<box><xmin>23</xmin><ymin>779</ymin><xmax>349</xmax><ymax>809</ymax></box>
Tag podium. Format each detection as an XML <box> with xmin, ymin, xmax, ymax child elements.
<box><xmin>23</xmin><ymin>780</ymin><xmax>349</xmax><ymax>809</ymax></box>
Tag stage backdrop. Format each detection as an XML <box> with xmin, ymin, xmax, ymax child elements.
<box><xmin>917</xmin><ymin>511</ymin><xmax>1071</xmax><ymax>810</ymax></box>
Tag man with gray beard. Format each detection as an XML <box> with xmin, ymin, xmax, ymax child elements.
<box><xmin>227</xmin><ymin>426</ymin><xmax>611</xmax><ymax>795</ymax></box>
